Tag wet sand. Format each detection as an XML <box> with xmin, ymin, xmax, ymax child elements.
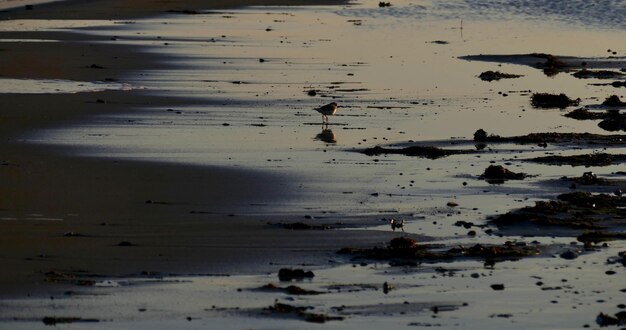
<box><xmin>0</xmin><ymin>0</ymin><xmax>406</xmax><ymax>298</ymax></box>
<box><xmin>1</xmin><ymin>0</ymin><xmax>626</xmax><ymax>328</ymax></box>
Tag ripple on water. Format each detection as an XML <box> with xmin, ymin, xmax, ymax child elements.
<box><xmin>338</xmin><ymin>0</ymin><xmax>626</xmax><ymax>30</ymax></box>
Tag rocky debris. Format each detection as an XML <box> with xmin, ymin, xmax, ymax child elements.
<box><xmin>278</xmin><ymin>268</ymin><xmax>315</xmax><ymax>281</ymax></box>
<box><xmin>260</xmin><ymin>283</ymin><xmax>322</xmax><ymax>295</ymax></box>
<box><xmin>559</xmin><ymin>250</ymin><xmax>579</xmax><ymax>260</ymax></box>
<box><xmin>266</xmin><ymin>302</ymin><xmax>344</xmax><ymax>323</ymax></box>
<box><xmin>478</xmin><ymin>70</ymin><xmax>522</xmax><ymax>81</ymax></box>
<box><xmin>602</xmin><ymin>95</ymin><xmax>626</xmax><ymax>107</ymax></box>
<box><xmin>531</xmin><ymin>93</ymin><xmax>580</xmax><ymax>108</ymax></box>
<box><xmin>528</xmin><ymin>153</ymin><xmax>626</xmax><ymax>167</ymax></box>
<box><xmin>572</xmin><ymin>69</ymin><xmax>626</xmax><ymax>79</ymax></box>
<box><xmin>480</xmin><ymin>165</ymin><xmax>527</xmax><ymax>183</ymax></box>
<box><xmin>362</xmin><ymin>145</ymin><xmax>470</xmax><ymax>159</ymax></box>
<box><xmin>596</xmin><ymin>311</ymin><xmax>626</xmax><ymax>327</ymax></box>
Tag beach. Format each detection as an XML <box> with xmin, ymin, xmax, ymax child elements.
<box><xmin>1</xmin><ymin>0</ymin><xmax>625</xmax><ymax>328</ymax></box>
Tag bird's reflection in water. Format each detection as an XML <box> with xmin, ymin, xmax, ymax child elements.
<box><xmin>314</xmin><ymin>125</ymin><xmax>337</xmax><ymax>144</ymax></box>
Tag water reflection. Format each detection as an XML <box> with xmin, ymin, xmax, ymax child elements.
<box><xmin>314</xmin><ymin>125</ymin><xmax>337</xmax><ymax>144</ymax></box>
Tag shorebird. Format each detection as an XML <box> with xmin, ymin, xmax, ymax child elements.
<box><xmin>389</xmin><ymin>218</ymin><xmax>404</xmax><ymax>232</ymax></box>
<box><xmin>314</xmin><ymin>102</ymin><xmax>337</xmax><ymax>124</ymax></box>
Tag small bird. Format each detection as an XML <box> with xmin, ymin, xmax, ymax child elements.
<box><xmin>389</xmin><ymin>218</ymin><xmax>404</xmax><ymax>232</ymax></box>
<box><xmin>314</xmin><ymin>102</ymin><xmax>337</xmax><ymax>124</ymax></box>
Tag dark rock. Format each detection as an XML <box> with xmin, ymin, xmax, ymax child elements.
<box><xmin>278</xmin><ymin>268</ymin><xmax>315</xmax><ymax>281</ymax></box>
<box><xmin>480</xmin><ymin>165</ymin><xmax>527</xmax><ymax>183</ymax></box>
<box><xmin>454</xmin><ymin>221</ymin><xmax>474</xmax><ymax>229</ymax></box>
<box><xmin>602</xmin><ymin>95</ymin><xmax>626</xmax><ymax>106</ymax></box>
<box><xmin>378</xmin><ymin>1</ymin><xmax>391</xmax><ymax>7</ymax></box>
<box><xmin>473</xmin><ymin>129</ymin><xmax>488</xmax><ymax>141</ymax></box>
<box><xmin>117</xmin><ymin>241</ymin><xmax>134</xmax><ymax>247</ymax></box>
<box><xmin>559</xmin><ymin>250</ymin><xmax>579</xmax><ymax>260</ymax></box>
<box><xmin>531</xmin><ymin>93</ymin><xmax>579</xmax><ymax>108</ymax></box>
<box><xmin>88</xmin><ymin>64</ymin><xmax>105</xmax><ymax>69</ymax></box>
<box><xmin>490</xmin><ymin>284</ymin><xmax>505</xmax><ymax>291</ymax></box>
<box><xmin>307</xmin><ymin>90</ymin><xmax>317</xmax><ymax>96</ymax></box>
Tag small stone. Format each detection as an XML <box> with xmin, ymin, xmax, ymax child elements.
<box><xmin>490</xmin><ymin>284</ymin><xmax>505</xmax><ymax>291</ymax></box>
<box><xmin>560</xmin><ymin>250</ymin><xmax>579</xmax><ymax>260</ymax></box>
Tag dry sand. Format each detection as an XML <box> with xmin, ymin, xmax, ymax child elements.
<box><xmin>0</xmin><ymin>0</ymin><xmax>404</xmax><ymax>298</ymax></box>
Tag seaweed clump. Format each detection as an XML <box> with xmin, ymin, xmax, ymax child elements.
<box><xmin>528</xmin><ymin>153</ymin><xmax>626</xmax><ymax>167</ymax></box>
<box><xmin>565</xmin><ymin>171</ymin><xmax>610</xmax><ymax>185</ymax></box>
<box><xmin>530</xmin><ymin>53</ymin><xmax>567</xmax><ymax>76</ymax></box>
<box><xmin>491</xmin><ymin>192</ymin><xmax>626</xmax><ymax>231</ymax></box>
<box><xmin>602</xmin><ymin>95</ymin><xmax>626</xmax><ymax>107</ymax></box>
<box><xmin>362</xmin><ymin>145</ymin><xmax>468</xmax><ymax>159</ymax></box>
<box><xmin>266</xmin><ymin>302</ymin><xmax>344</xmax><ymax>323</ymax></box>
<box><xmin>478</xmin><ymin>71</ymin><xmax>522</xmax><ymax>81</ymax></box>
<box><xmin>531</xmin><ymin>93</ymin><xmax>580</xmax><ymax>108</ymax></box>
<box><xmin>473</xmin><ymin>129</ymin><xmax>626</xmax><ymax>145</ymax></box>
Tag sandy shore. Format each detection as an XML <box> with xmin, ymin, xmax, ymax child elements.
<box><xmin>0</xmin><ymin>0</ymin><xmax>408</xmax><ymax>298</ymax></box>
